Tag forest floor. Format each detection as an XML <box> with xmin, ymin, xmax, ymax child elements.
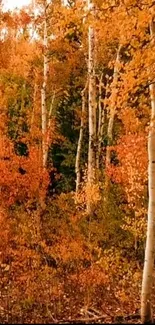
<box><xmin>0</xmin><ymin>277</ymin><xmax>142</xmax><ymax>324</ymax></box>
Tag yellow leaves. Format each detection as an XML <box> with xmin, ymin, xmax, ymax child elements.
<box><xmin>121</xmin><ymin>213</ymin><xmax>147</xmax><ymax>240</ymax></box>
<box><xmin>120</xmin><ymin>107</ymin><xmax>140</xmax><ymax>133</ymax></box>
<box><xmin>57</xmin><ymin>193</ymin><xmax>71</xmax><ymax>212</ymax></box>
<box><xmin>75</xmin><ymin>181</ymin><xmax>101</xmax><ymax>214</ymax></box>
<box><xmin>116</xmin><ymin>291</ymin><xmax>129</xmax><ymax>303</ymax></box>
<box><xmin>1</xmin><ymin>264</ymin><xmax>10</xmax><ymax>272</ymax></box>
<box><xmin>85</xmin><ymin>183</ymin><xmax>101</xmax><ymax>205</ymax></box>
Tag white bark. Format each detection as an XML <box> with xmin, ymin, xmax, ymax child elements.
<box><xmin>96</xmin><ymin>73</ymin><xmax>104</xmax><ymax>170</ymax></box>
<box><xmin>87</xmin><ymin>0</ymin><xmax>97</xmax><ymax>214</ymax></box>
<box><xmin>41</xmin><ymin>2</ymin><xmax>48</xmax><ymax>168</ymax></box>
<box><xmin>44</xmin><ymin>93</ymin><xmax>55</xmax><ymax>168</ymax></box>
<box><xmin>105</xmin><ymin>44</ymin><xmax>121</xmax><ymax>168</ymax></box>
<box><xmin>141</xmin><ymin>20</ymin><xmax>155</xmax><ymax>324</ymax></box>
<box><xmin>75</xmin><ymin>81</ymin><xmax>88</xmax><ymax>193</ymax></box>
<box><xmin>87</xmin><ymin>0</ymin><xmax>96</xmax><ymax>185</ymax></box>
<box><xmin>31</xmin><ymin>82</ymin><xmax>37</xmax><ymax>130</ymax></box>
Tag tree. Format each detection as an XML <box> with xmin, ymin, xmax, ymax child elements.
<box><xmin>96</xmin><ymin>72</ymin><xmax>104</xmax><ymax>170</ymax></box>
<box><xmin>141</xmin><ymin>18</ymin><xmax>155</xmax><ymax>325</ymax></box>
<box><xmin>87</xmin><ymin>0</ymin><xmax>97</xmax><ymax>213</ymax></box>
<box><xmin>105</xmin><ymin>44</ymin><xmax>121</xmax><ymax>171</ymax></box>
<box><xmin>75</xmin><ymin>80</ymin><xmax>87</xmax><ymax>193</ymax></box>
<box><xmin>41</xmin><ymin>0</ymin><xmax>48</xmax><ymax>168</ymax></box>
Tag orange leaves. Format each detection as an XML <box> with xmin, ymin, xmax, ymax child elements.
<box><xmin>107</xmin><ymin>132</ymin><xmax>147</xmax><ymax>214</ymax></box>
<box><xmin>120</xmin><ymin>107</ymin><xmax>140</xmax><ymax>133</ymax></box>
<box><xmin>75</xmin><ymin>180</ymin><xmax>101</xmax><ymax>213</ymax></box>
<box><xmin>0</xmin><ymin>137</ymin><xmax>49</xmax><ymax>206</ymax></box>
<box><xmin>55</xmin><ymin>237</ymin><xmax>85</xmax><ymax>262</ymax></box>
<box><xmin>19</xmin><ymin>10</ymin><xmax>31</xmax><ymax>26</ymax></box>
<box><xmin>0</xmin><ymin>206</ymin><xmax>10</xmax><ymax>253</ymax></box>
<box><xmin>72</xmin><ymin>263</ymin><xmax>109</xmax><ymax>288</ymax></box>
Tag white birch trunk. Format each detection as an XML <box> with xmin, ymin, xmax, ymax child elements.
<box><xmin>31</xmin><ymin>82</ymin><xmax>37</xmax><ymax>130</ymax></box>
<box><xmin>75</xmin><ymin>81</ymin><xmax>88</xmax><ymax>193</ymax></box>
<box><xmin>96</xmin><ymin>73</ymin><xmax>104</xmax><ymax>170</ymax></box>
<box><xmin>44</xmin><ymin>93</ymin><xmax>55</xmax><ymax>168</ymax></box>
<box><xmin>87</xmin><ymin>0</ymin><xmax>97</xmax><ymax>214</ymax></box>
<box><xmin>41</xmin><ymin>2</ymin><xmax>48</xmax><ymax>168</ymax></box>
<box><xmin>141</xmin><ymin>20</ymin><xmax>155</xmax><ymax>324</ymax></box>
<box><xmin>87</xmin><ymin>0</ymin><xmax>96</xmax><ymax>185</ymax></box>
<box><xmin>105</xmin><ymin>44</ymin><xmax>121</xmax><ymax>168</ymax></box>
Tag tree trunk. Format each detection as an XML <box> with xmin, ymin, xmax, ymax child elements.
<box><xmin>87</xmin><ymin>0</ymin><xmax>97</xmax><ymax>213</ymax></box>
<box><xmin>75</xmin><ymin>81</ymin><xmax>87</xmax><ymax>193</ymax></box>
<box><xmin>141</xmin><ymin>20</ymin><xmax>155</xmax><ymax>325</ymax></box>
<box><xmin>105</xmin><ymin>44</ymin><xmax>121</xmax><ymax>169</ymax></box>
<box><xmin>96</xmin><ymin>73</ymin><xmax>104</xmax><ymax>170</ymax></box>
<box><xmin>41</xmin><ymin>2</ymin><xmax>48</xmax><ymax>168</ymax></box>
<box><xmin>44</xmin><ymin>93</ymin><xmax>55</xmax><ymax>168</ymax></box>
<box><xmin>31</xmin><ymin>82</ymin><xmax>37</xmax><ymax>130</ymax></box>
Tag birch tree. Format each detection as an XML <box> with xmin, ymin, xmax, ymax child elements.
<box><xmin>43</xmin><ymin>92</ymin><xmax>55</xmax><ymax>167</ymax></box>
<box><xmin>87</xmin><ymin>0</ymin><xmax>97</xmax><ymax>210</ymax></box>
<box><xmin>96</xmin><ymin>73</ymin><xmax>105</xmax><ymax>170</ymax></box>
<box><xmin>141</xmin><ymin>18</ymin><xmax>155</xmax><ymax>324</ymax></box>
<box><xmin>105</xmin><ymin>44</ymin><xmax>121</xmax><ymax>170</ymax></box>
<box><xmin>75</xmin><ymin>81</ymin><xmax>87</xmax><ymax>193</ymax></box>
<box><xmin>41</xmin><ymin>0</ymin><xmax>48</xmax><ymax>168</ymax></box>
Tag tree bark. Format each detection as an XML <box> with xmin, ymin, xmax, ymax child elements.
<box><xmin>44</xmin><ymin>93</ymin><xmax>55</xmax><ymax>168</ymax></box>
<box><xmin>96</xmin><ymin>73</ymin><xmax>104</xmax><ymax>170</ymax></box>
<box><xmin>75</xmin><ymin>81</ymin><xmax>88</xmax><ymax>193</ymax></box>
<box><xmin>141</xmin><ymin>19</ymin><xmax>155</xmax><ymax>325</ymax></box>
<box><xmin>87</xmin><ymin>0</ymin><xmax>97</xmax><ymax>213</ymax></box>
<box><xmin>105</xmin><ymin>44</ymin><xmax>121</xmax><ymax>169</ymax></box>
<box><xmin>31</xmin><ymin>82</ymin><xmax>37</xmax><ymax>130</ymax></box>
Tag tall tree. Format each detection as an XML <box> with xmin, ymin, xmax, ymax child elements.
<box><xmin>105</xmin><ymin>44</ymin><xmax>121</xmax><ymax>170</ymax></box>
<box><xmin>75</xmin><ymin>81</ymin><xmax>87</xmax><ymax>193</ymax></box>
<box><xmin>96</xmin><ymin>72</ymin><xmax>104</xmax><ymax>170</ymax></box>
<box><xmin>87</xmin><ymin>0</ymin><xmax>97</xmax><ymax>212</ymax></box>
<box><xmin>141</xmin><ymin>18</ymin><xmax>155</xmax><ymax>325</ymax></box>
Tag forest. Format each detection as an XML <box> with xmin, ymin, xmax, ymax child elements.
<box><xmin>0</xmin><ymin>0</ymin><xmax>155</xmax><ymax>323</ymax></box>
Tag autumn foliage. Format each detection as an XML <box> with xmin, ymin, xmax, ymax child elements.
<box><xmin>0</xmin><ymin>0</ymin><xmax>154</xmax><ymax>324</ymax></box>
